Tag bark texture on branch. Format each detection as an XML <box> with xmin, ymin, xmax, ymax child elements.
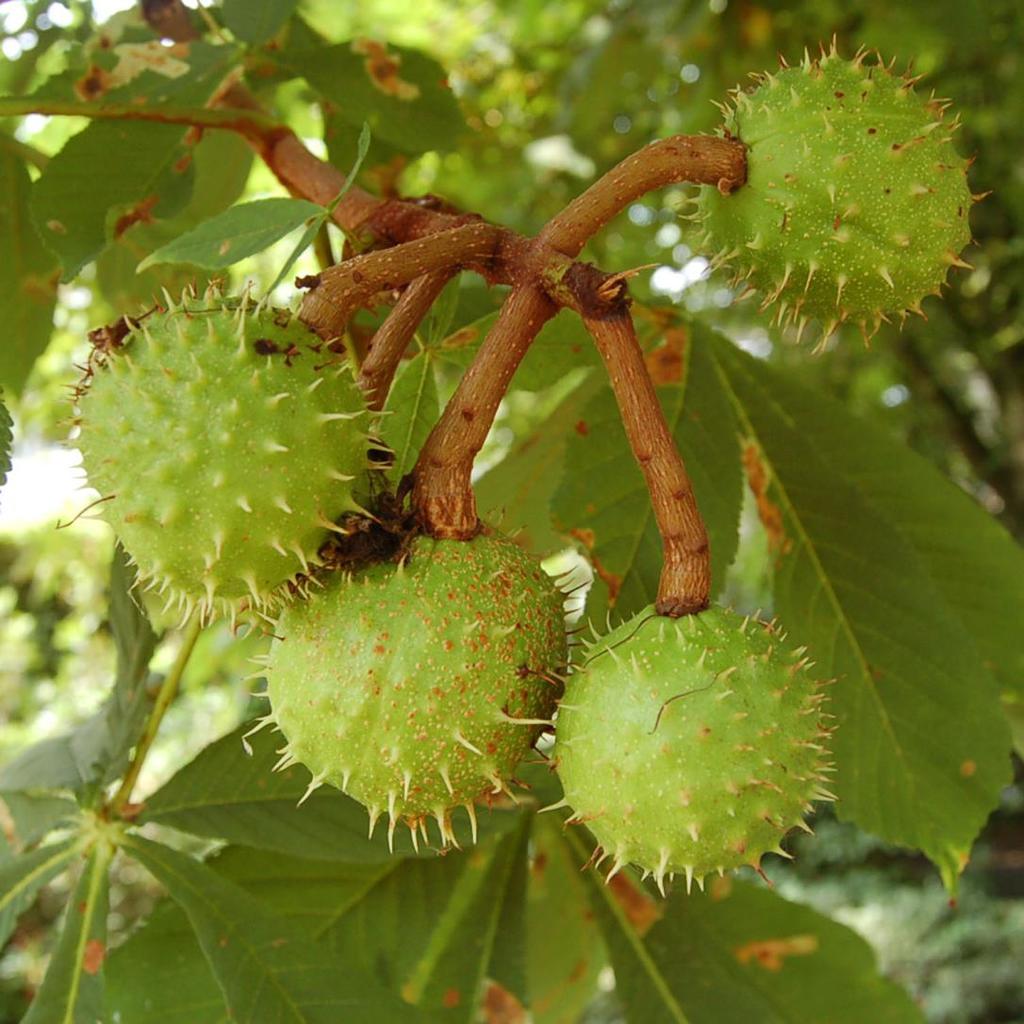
<box><xmin>583</xmin><ymin>311</ymin><xmax>711</xmax><ymax>615</ymax></box>
<box><xmin>359</xmin><ymin>270</ymin><xmax>455</xmax><ymax>410</ymax></box>
<box><xmin>412</xmin><ymin>284</ymin><xmax>558</xmax><ymax>537</ymax></box>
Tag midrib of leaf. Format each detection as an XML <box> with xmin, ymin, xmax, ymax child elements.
<box><xmin>312</xmin><ymin>862</ymin><xmax>400</xmax><ymax>940</ymax></box>
<box><xmin>563</xmin><ymin>830</ymin><xmax>688</xmax><ymax>1023</ymax></box>
<box><xmin>707</xmin><ymin>352</ymin><xmax>909</xmax><ymax>785</ymax></box>
<box><xmin>0</xmin><ymin>839</ymin><xmax>79</xmax><ymax>922</ymax></box>
<box><xmin>61</xmin><ymin>843</ymin><xmax>111</xmax><ymax>1024</ymax></box>
<box><xmin>666</xmin><ymin>901</ymin><xmax>792</xmax><ymax>1024</ymax></box>
<box><xmin>388</xmin><ymin>352</ymin><xmax>434</xmax><ymax>480</ymax></box>
<box><xmin>125</xmin><ymin>838</ymin><xmax>307</xmax><ymax>1023</ymax></box>
<box><xmin>400</xmin><ymin>834</ymin><xmax>506</xmax><ymax>1004</ymax></box>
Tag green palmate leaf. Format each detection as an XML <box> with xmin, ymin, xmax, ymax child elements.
<box><xmin>223</xmin><ymin>0</ymin><xmax>299</xmax><ymax>43</ymax></box>
<box><xmin>140</xmin><ymin>721</ymin><xmax>523</xmax><ymax>860</ymax></box>
<box><xmin>123</xmin><ymin>836</ymin><xmax>430</xmax><ymax>1024</ymax></box>
<box><xmin>101</xmin><ymin>544</ymin><xmax>159</xmax><ymax>783</ymax></box>
<box><xmin>783</xmin><ymin>374</ymin><xmax>1024</xmax><ymax>703</ymax></box>
<box><xmin>0</xmin><ymin>837</ymin><xmax>80</xmax><ymax>949</ymax></box>
<box><xmin>107</xmin><ymin>903</ymin><xmax>227</xmax><ymax>1024</ymax></box>
<box><xmin>23</xmin><ymin>842</ymin><xmax>112</xmax><ymax>1024</ymax></box>
<box><xmin>0</xmin><ymin>792</ymin><xmax>78</xmax><ymax>849</ymax></box>
<box><xmin>136</xmin><ymin>198</ymin><xmax>323</xmax><ymax>272</ymax></box>
<box><xmin>476</xmin><ymin>373</ymin><xmax>601</xmax><ymax>555</ymax></box>
<box><xmin>526</xmin><ymin>819</ymin><xmax>606</xmax><ymax>1024</ymax></box>
<box><xmin>278</xmin><ymin>39</ymin><xmax>463</xmax><ymax>154</ymax></box>
<box><xmin>0</xmin><ymin>389</ymin><xmax>11</xmax><ymax>489</ymax></box>
<box><xmin>553</xmin><ymin>324</ymin><xmax>743</xmax><ymax>625</ymax></box>
<box><xmin>324</xmin><ymin>819</ymin><xmax>530</xmax><ymax>1019</ymax></box>
<box><xmin>436</xmin><ymin>309</ymin><xmax>599</xmax><ymax>392</ymax></box>
<box><xmin>565</xmin><ymin>831</ymin><xmax>920</xmax><ymax>1024</ymax></box>
<box><xmin>380</xmin><ymin>351</ymin><xmax>440</xmax><ymax>482</ymax></box>
<box><xmin>30</xmin><ymin>43</ymin><xmax>238</xmax><ymax>279</ymax></box>
<box><xmin>110</xmin><ymin>830</ymin><xmax>529</xmax><ymax>1023</ymax></box>
<box><xmin>0</xmin><ymin>153</ymin><xmax>58</xmax><ymax>393</ymax></box>
<box><xmin>707</xmin><ymin>336</ymin><xmax>1012</xmax><ymax>885</ymax></box>
<box><xmin>107</xmin><ymin>847</ymin><xmax>394</xmax><ymax>1024</ymax></box>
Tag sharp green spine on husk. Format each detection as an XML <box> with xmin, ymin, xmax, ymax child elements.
<box><xmin>695</xmin><ymin>44</ymin><xmax>973</xmax><ymax>342</ymax></box>
<box><xmin>75</xmin><ymin>290</ymin><xmax>370</xmax><ymax>621</ymax></box>
<box><xmin>263</xmin><ymin>530</ymin><xmax>567</xmax><ymax>849</ymax></box>
<box><xmin>554</xmin><ymin>605</ymin><xmax>833</xmax><ymax>894</ymax></box>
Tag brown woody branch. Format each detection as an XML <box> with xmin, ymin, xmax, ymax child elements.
<box><xmin>582</xmin><ymin>310</ymin><xmax>711</xmax><ymax>614</ymax></box>
<box><xmin>359</xmin><ymin>270</ymin><xmax>455</xmax><ymax>410</ymax></box>
<box><xmin>137</xmin><ymin>0</ymin><xmax>747</xmax><ymax>614</ymax></box>
<box><xmin>412</xmin><ymin>282</ymin><xmax>558</xmax><ymax>537</ymax></box>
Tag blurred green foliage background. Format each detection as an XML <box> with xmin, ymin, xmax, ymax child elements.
<box><xmin>1</xmin><ymin>0</ymin><xmax>1022</xmax><ymax>1021</ymax></box>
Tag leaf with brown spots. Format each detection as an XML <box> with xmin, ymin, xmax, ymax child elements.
<box><xmin>741</xmin><ymin>441</ymin><xmax>792</xmax><ymax>556</ymax></box>
<box><xmin>733</xmin><ymin>935</ymin><xmax>818</xmax><ymax>971</ymax></box>
<box><xmin>22</xmin><ymin>844</ymin><xmax>111</xmax><ymax>1024</ymax></box>
<box><xmin>123</xmin><ymin>835</ymin><xmax>422</xmax><ymax>1023</ymax></box>
<box><xmin>353</xmin><ymin>39</ymin><xmax>422</xmax><ymax>100</ymax></box>
<box><xmin>709</xmin><ymin>333</ymin><xmax>1011</xmax><ymax>889</ymax></box>
<box><xmin>645</xmin><ymin>326</ymin><xmax>688</xmax><ymax>386</ymax></box>
<box><xmin>525</xmin><ymin>819</ymin><xmax>606</xmax><ymax>1024</ymax></box>
<box><xmin>30</xmin><ymin>42</ymin><xmax>237</xmax><ymax>280</ymax></box>
<box><xmin>564</xmin><ymin>827</ymin><xmax>921</xmax><ymax>1024</ymax></box>
<box><xmin>277</xmin><ymin>37</ymin><xmax>464</xmax><ymax>155</ymax></box>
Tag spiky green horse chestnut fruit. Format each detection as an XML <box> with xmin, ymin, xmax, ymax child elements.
<box><xmin>695</xmin><ymin>43</ymin><xmax>974</xmax><ymax>341</ymax></box>
<box><xmin>75</xmin><ymin>291</ymin><xmax>370</xmax><ymax>621</ymax></box>
<box><xmin>260</xmin><ymin>529</ymin><xmax>567</xmax><ymax>848</ymax></box>
<box><xmin>553</xmin><ymin>606</ymin><xmax>833</xmax><ymax>893</ymax></box>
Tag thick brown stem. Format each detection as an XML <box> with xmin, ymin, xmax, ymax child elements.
<box><xmin>412</xmin><ymin>284</ymin><xmax>557</xmax><ymax>536</ymax></box>
<box><xmin>298</xmin><ymin>223</ymin><xmax>500</xmax><ymax>340</ymax></box>
<box><xmin>360</xmin><ymin>269</ymin><xmax>455</xmax><ymax>410</ymax></box>
<box><xmin>583</xmin><ymin>311</ymin><xmax>710</xmax><ymax>615</ymax></box>
<box><xmin>541</xmin><ymin>135</ymin><xmax>747</xmax><ymax>257</ymax></box>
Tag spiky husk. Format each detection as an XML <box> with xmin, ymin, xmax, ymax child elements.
<box><xmin>694</xmin><ymin>43</ymin><xmax>973</xmax><ymax>342</ymax></box>
<box><xmin>553</xmin><ymin>606</ymin><xmax>833</xmax><ymax>894</ymax></box>
<box><xmin>263</xmin><ymin>529</ymin><xmax>567</xmax><ymax>848</ymax></box>
<box><xmin>75</xmin><ymin>290</ymin><xmax>370</xmax><ymax>621</ymax></box>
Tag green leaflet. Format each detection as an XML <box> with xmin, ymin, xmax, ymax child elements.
<box><xmin>29</xmin><ymin>43</ymin><xmax>238</xmax><ymax>279</ymax></box>
<box><xmin>380</xmin><ymin>351</ymin><xmax>440</xmax><ymax>482</ymax></box>
<box><xmin>223</xmin><ymin>0</ymin><xmax>299</xmax><ymax>43</ymax></box>
<box><xmin>564</xmin><ymin>829</ymin><xmax>921</xmax><ymax>1024</ymax></box>
<box><xmin>137</xmin><ymin>198</ymin><xmax>323</xmax><ymax>272</ymax></box>
<box><xmin>123</xmin><ymin>836</ymin><xmax>427</xmax><ymax>1024</ymax></box>
<box><xmin>476</xmin><ymin>373</ymin><xmax>601</xmax><ymax>556</ymax></box>
<box><xmin>23</xmin><ymin>843</ymin><xmax>112</xmax><ymax>1024</ymax></box>
<box><xmin>139</xmin><ymin>721</ymin><xmax>523</xmax><ymax>860</ymax></box>
<box><xmin>276</xmin><ymin>37</ymin><xmax>463</xmax><ymax>155</ymax></box>
<box><xmin>0</xmin><ymin>153</ymin><xmax>57</xmax><ymax>392</ymax></box>
<box><xmin>0</xmin><ymin>838</ymin><xmax>80</xmax><ymax>949</ymax></box>
<box><xmin>526</xmin><ymin>819</ymin><xmax>607</xmax><ymax>1024</ymax></box>
<box><xmin>707</xmin><ymin>335</ymin><xmax>1012</xmax><ymax>886</ymax></box>
<box><xmin>436</xmin><ymin>308</ymin><xmax>599</xmax><ymax>392</ymax></box>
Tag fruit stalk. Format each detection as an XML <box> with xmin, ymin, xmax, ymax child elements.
<box><xmin>412</xmin><ymin>283</ymin><xmax>557</xmax><ymax>536</ymax></box>
<box><xmin>108</xmin><ymin>614</ymin><xmax>203</xmax><ymax>815</ymax></box>
<box><xmin>359</xmin><ymin>269</ymin><xmax>455</xmax><ymax>409</ymax></box>
<box><xmin>298</xmin><ymin>222</ymin><xmax>500</xmax><ymax>342</ymax></box>
<box><xmin>583</xmin><ymin>310</ymin><xmax>711</xmax><ymax>615</ymax></box>
<box><xmin>541</xmin><ymin>135</ymin><xmax>746</xmax><ymax>256</ymax></box>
